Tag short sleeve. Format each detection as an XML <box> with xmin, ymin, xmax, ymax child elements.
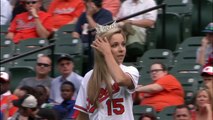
<box><xmin>122</xmin><ymin>65</ymin><xmax>139</xmax><ymax>93</ymax></box>
<box><xmin>155</xmin><ymin>75</ymin><xmax>181</xmax><ymax>92</ymax></box>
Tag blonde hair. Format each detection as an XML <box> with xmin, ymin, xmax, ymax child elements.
<box><xmin>195</xmin><ymin>88</ymin><xmax>213</xmax><ymax>111</ymax></box>
<box><xmin>87</xmin><ymin>27</ymin><xmax>125</xmax><ymax>107</ymax></box>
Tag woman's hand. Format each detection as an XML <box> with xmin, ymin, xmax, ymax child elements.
<box><xmin>91</xmin><ymin>36</ymin><xmax>111</xmax><ymax>56</ymax></box>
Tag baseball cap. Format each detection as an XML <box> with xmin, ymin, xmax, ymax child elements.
<box><xmin>13</xmin><ymin>94</ymin><xmax>38</xmax><ymax>108</ymax></box>
<box><xmin>201</xmin><ymin>66</ymin><xmax>213</xmax><ymax>76</ymax></box>
<box><xmin>0</xmin><ymin>72</ymin><xmax>9</xmax><ymax>82</ymax></box>
<box><xmin>202</xmin><ymin>22</ymin><xmax>213</xmax><ymax>33</ymax></box>
<box><xmin>57</xmin><ymin>54</ymin><xmax>73</xmax><ymax>63</ymax></box>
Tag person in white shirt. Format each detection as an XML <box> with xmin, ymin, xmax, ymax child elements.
<box><xmin>74</xmin><ymin>22</ymin><xmax>139</xmax><ymax>120</ymax></box>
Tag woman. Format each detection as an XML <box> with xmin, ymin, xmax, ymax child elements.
<box><xmin>136</xmin><ymin>62</ymin><xmax>184</xmax><ymax>112</ymax></box>
<box><xmin>191</xmin><ymin>89</ymin><xmax>213</xmax><ymax>120</ymax></box>
<box><xmin>74</xmin><ymin>22</ymin><xmax>139</xmax><ymax>120</ymax></box>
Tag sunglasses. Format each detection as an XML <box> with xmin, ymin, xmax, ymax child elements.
<box><xmin>25</xmin><ymin>1</ymin><xmax>37</xmax><ymax>5</ymax></box>
<box><xmin>37</xmin><ymin>63</ymin><xmax>50</xmax><ymax>67</ymax></box>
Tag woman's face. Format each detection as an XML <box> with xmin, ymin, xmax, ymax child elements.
<box><xmin>109</xmin><ymin>33</ymin><xmax>126</xmax><ymax>64</ymax></box>
<box><xmin>196</xmin><ymin>90</ymin><xmax>210</xmax><ymax>108</ymax></box>
<box><xmin>150</xmin><ymin>64</ymin><xmax>167</xmax><ymax>81</ymax></box>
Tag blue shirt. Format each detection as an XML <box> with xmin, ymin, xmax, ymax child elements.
<box><xmin>50</xmin><ymin>72</ymin><xmax>83</xmax><ymax>103</ymax></box>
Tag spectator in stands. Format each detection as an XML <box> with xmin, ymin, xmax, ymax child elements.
<box><xmin>34</xmin><ymin>85</ymin><xmax>51</xmax><ymax>107</ymax></box>
<box><xmin>53</xmin><ymin>81</ymin><xmax>77</xmax><ymax>119</ymax></box>
<box><xmin>136</xmin><ymin>62</ymin><xmax>184</xmax><ymax>112</ymax></box>
<box><xmin>196</xmin><ymin>22</ymin><xmax>213</xmax><ymax>66</ymax></box>
<box><xmin>48</xmin><ymin>0</ymin><xmax>85</xmax><ymax>31</ymax></box>
<box><xmin>0</xmin><ymin>72</ymin><xmax>18</xmax><ymax>119</ymax></box>
<box><xmin>15</xmin><ymin>85</ymin><xmax>36</xmax><ymax>98</ymax></box>
<box><xmin>139</xmin><ymin>113</ymin><xmax>157</xmax><ymax>120</ymax></box>
<box><xmin>0</xmin><ymin>0</ymin><xmax>13</xmax><ymax>25</ymax></box>
<box><xmin>102</xmin><ymin>0</ymin><xmax>121</xmax><ymax>17</ymax></box>
<box><xmin>191</xmin><ymin>89</ymin><xmax>213</xmax><ymax>120</ymax></box>
<box><xmin>174</xmin><ymin>105</ymin><xmax>192</xmax><ymax>120</ymax></box>
<box><xmin>72</xmin><ymin>0</ymin><xmax>113</xmax><ymax>49</ymax></box>
<box><xmin>201</xmin><ymin>65</ymin><xmax>213</xmax><ymax>103</ymax></box>
<box><xmin>116</xmin><ymin>0</ymin><xmax>157</xmax><ymax>61</ymax></box>
<box><xmin>6</xmin><ymin>0</ymin><xmax>53</xmax><ymax>44</ymax></box>
<box><xmin>11</xmin><ymin>94</ymin><xmax>58</xmax><ymax>120</ymax></box>
<box><xmin>16</xmin><ymin>55</ymin><xmax>52</xmax><ymax>89</ymax></box>
<box><xmin>50</xmin><ymin>54</ymin><xmax>83</xmax><ymax>103</ymax></box>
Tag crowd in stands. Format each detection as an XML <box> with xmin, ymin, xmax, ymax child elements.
<box><xmin>0</xmin><ymin>0</ymin><xmax>213</xmax><ymax>120</ymax></box>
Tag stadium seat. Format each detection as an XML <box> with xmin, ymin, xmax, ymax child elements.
<box><xmin>170</xmin><ymin>63</ymin><xmax>202</xmax><ymax>74</ymax></box>
<box><xmin>156</xmin><ymin>12</ymin><xmax>182</xmax><ymax>51</ymax></box>
<box><xmin>138</xmin><ymin>49</ymin><xmax>174</xmax><ymax>69</ymax></box>
<box><xmin>0</xmin><ymin>35</ymin><xmax>15</xmax><ymax>60</ymax></box>
<box><xmin>13</xmin><ymin>38</ymin><xmax>50</xmax><ymax>67</ymax></box>
<box><xmin>157</xmin><ymin>106</ymin><xmax>176</xmax><ymax>120</ymax></box>
<box><xmin>9</xmin><ymin>66</ymin><xmax>35</xmax><ymax>92</ymax></box>
<box><xmin>174</xmin><ymin>49</ymin><xmax>197</xmax><ymax>63</ymax></box>
<box><xmin>138</xmin><ymin>73</ymin><xmax>153</xmax><ymax>85</ymax></box>
<box><xmin>174</xmin><ymin>74</ymin><xmax>200</xmax><ymax>104</ymax></box>
<box><xmin>0</xmin><ymin>24</ymin><xmax>9</xmax><ymax>34</ymax></box>
<box><xmin>133</xmin><ymin>105</ymin><xmax>157</xmax><ymax>120</ymax></box>
<box><xmin>54</xmin><ymin>35</ymin><xmax>83</xmax><ymax>55</ymax></box>
<box><xmin>174</xmin><ymin>36</ymin><xmax>203</xmax><ymax>55</ymax></box>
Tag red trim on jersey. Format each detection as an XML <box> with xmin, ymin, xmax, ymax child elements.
<box><xmin>74</xmin><ymin>105</ymin><xmax>87</xmax><ymax>112</ymax></box>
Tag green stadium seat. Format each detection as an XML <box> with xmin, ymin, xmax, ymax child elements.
<box><xmin>133</xmin><ymin>105</ymin><xmax>157</xmax><ymax>120</ymax></box>
<box><xmin>174</xmin><ymin>74</ymin><xmax>200</xmax><ymax>104</ymax></box>
<box><xmin>157</xmin><ymin>106</ymin><xmax>176</xmax><ymax>120</ymax></box>
<box><xmin>54</xmin><ymin>36</ymin><xmax>83</xmax><ymax>55</ymax></box>
<box><xmin>156</xmin><ymin>12</ymin><xmax>182</xmax><ymax>51</ymax></box>
<box><xmin>170</xmin><ymin>63</ymin><xmax>202</xmax><ymax>74</ymax></box>
<box><xmin>174</xmin><ymin>49</ymin><xmax>197</xmax><ymax>63</ymax></box>
<box><xmin>13</xmin><ymin>38</ymin><xmax>50</xmax><ymax>67</ymax></box>
<box><xmin>174</xmin><ymin>36</ymin><xmax>203</xmax><ymax>55</ymax></box>
<box><xmin>0</xmin><ymin>36</ymin><xmax>15</xmax><ymax>60</ymax></box>
<box><xmin>9</xmin><ymin>66</ymin><xmax>35</xmax><ymax>91</ymax></box>
<box><xmin>0</xmin><ymin>24</ymin><xmax>9</xmax><ymax>34</ymax></box>
<box><xmin>138</xmin><ymin>49</ymin><xmax>174</xmax><ymax>69</ymax></box>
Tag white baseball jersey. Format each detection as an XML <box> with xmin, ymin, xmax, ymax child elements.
<box><xmin>74</xmin><ymin>64</ymin><xmax>139</xmax><ymax>120</ymax></box>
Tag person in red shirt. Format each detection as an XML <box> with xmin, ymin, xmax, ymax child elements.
<box><xmin>0</xmin><ymin>72</ymin><xmax>18</xmax><ymax>119</ymax></box>
<box><xmin>6</xmin><ymin>0</ymin><xmax>53</xmax><ymax>44</ymax></box>
<box><xmin>136</xmin><ymin>62</ymin><xmax>184</xmax><ymax>112</ymax></box>
<box><xmin>48</xmin><ymin>0</ymin><xmax>85</xmax><ymax>30</ymax></box>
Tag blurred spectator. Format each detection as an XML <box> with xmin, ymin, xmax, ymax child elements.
<box><xmin>48</xmin><ymin>0</ymin><xmax>85</xmax><ymax>31</ymax></box>
<box><xmin>102</xmin><ymin>0</ymin><xmax>121</xmax><ymax>17</ymax></box>
<box><xmin>72</xmin><ymin>0</ymin><xmax>113</xmax><ymax>50</ymax></box>
<box><xmin>6</xmin><ymin>0</ymin><xmax>53</xmax><ymax>44</ymax></box>
<box><xmin>201</xmin><ymin>66</ymin><xmax>213</xmax><ymax>102</ymax></box>
<box><xmin>191</xmin><ymin>89</ymin><xmax>213</xmax><ymax>120</ymax></box>
<box><xmin>116</xmin><ymin>0</ymin><xmax>157</xmax><ymax>61</ymax></box>
<box><xmin>139</xmin><ymin>113</ymin><xmax>157</xmax><ymax>120</ymax></box>
<box><xmin>11</xmin><ymin>94</ymin><xmax>58</xmax><ymax>120</ymax></box>
<box><xmin>50</xmin><ymin>54</ymin><xmax>83</xmax><ymax>103</ymax></box>
<box><xmin>16</xmin><ymin>55</ymin><xmax>52</xmax><ymax>89</ymax></box>
<box><xmin>0</xmin><ymin>72</ymin><xmax>18</xmax><ymax>119</ymax></box>
<box><xmin>135</xmin><ymin>62</ymin><xmax>184</xmax><ymax>112</ymax></box>
<box><xmin>174</xmin><ymin>105</ymin><xmax>192</xmax><ymax>120</ymax></box>
<box><xmin>53</xmin><ymin>81</ymin><xmax>78</xmax><ymax>119</ymax></box>
<box><xmin>34</xmin><ymin>85</ymin><xmax>51</xmax><ymax>107</ymax></box>
<box><xmin>14</xmin><ymin>85</ymin><xmax>36</xmax><ymax>98</ymax></box>
<box><xmin>0</xmin><ymin>0</ymin><xmax>13</xmax><ymax>25</ymax></box>
<box><xmin>196</xmin><ymin>22</ymin><xmax>213</xmax><ymax>66</ymax></box>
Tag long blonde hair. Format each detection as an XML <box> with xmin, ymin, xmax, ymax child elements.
<box><xmin>87</xmin><ymin>27</ymin><xmax>125</xmax><ymax>107</ymax></box>
<box><xmin>195</xmin><ymin>88</ymin><xmax>213</xmax><ymax>111</ymax></box>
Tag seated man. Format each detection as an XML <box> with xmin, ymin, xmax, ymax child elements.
<box><xmin>16</xmin><ymin>55</ymin><xmax>52</xmax><ymax>89</ymax></box>
<box><xmin>136</xmin><ymin>62</ymin><xmax>184</xmax><ymax>112</ymax></box>
<box><xmin>6</xmin><ymin>0</ymin><xmax>53</xmax><ymax>44</ymax></box>
<box><xmin>48</xmin><ymin>0</ymin><xmax>85</xmax><ymax>31</ymax></box>
<box><xmin>116</xmin><ymin>0</ymin><xmax>157</xmax><ymax>61</ymax></box>
<box><xmin>196</xmin><ymin>22</ymin><xmax>213</xmax><ymax>66</ymax></box>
